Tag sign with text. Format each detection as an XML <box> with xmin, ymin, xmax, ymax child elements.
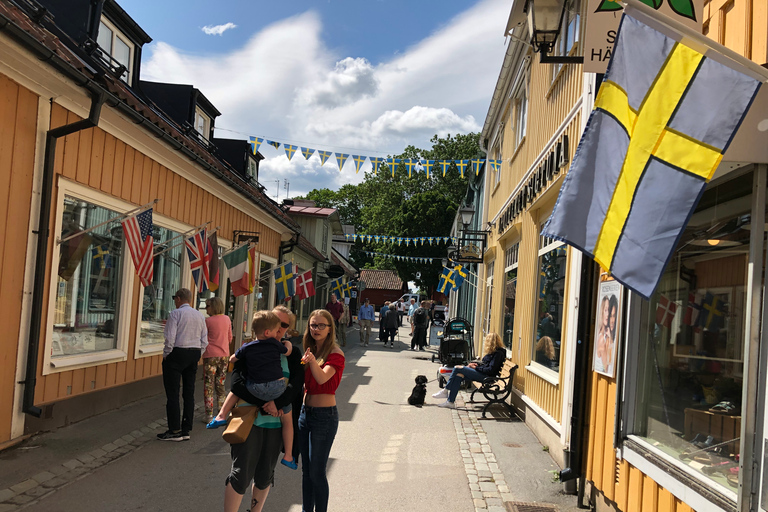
<box><xmin>583</xmin><ymin>0</ymin><xmax>703</xmax><ymax>73</ymax></box>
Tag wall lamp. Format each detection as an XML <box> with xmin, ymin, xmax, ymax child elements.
<box><xmin>525</xmin><ymin>0</ymin><xmax>584</xmax><ymax>64</ymax></box>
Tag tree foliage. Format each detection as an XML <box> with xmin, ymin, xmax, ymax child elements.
<box><xmin>300</xmin><ymin>133</ymin><xmax>483</xmax><ymax>294</ymax></box>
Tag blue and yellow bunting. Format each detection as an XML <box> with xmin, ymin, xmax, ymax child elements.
<box><xmin>248</xmin><ymin>136</ymin><xmax>263</xmax><ymax>156</ymax></box>
<box><xmin>301</xmin><ymin>147</ymin><xmax>315</xmax><ymax>159</ymax></box>
<box><xmin>335</xmin><ymin>153</ymin><xmax>349</xmax><ymax>172</ymax></box>
<box><xmin>284</xmin><ymin>144</ymin><xmax>298</xmax><ymax>160</ymax></box>
<box><xmin>318</xmin><ymin>150</ymin><xmax>332</xmax><ymax>165</ymax></box>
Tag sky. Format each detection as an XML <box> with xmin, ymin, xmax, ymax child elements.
<box><xmin>118</xmin><ymin>0</ymin><xmax>511</xmax><ymax>199</ymax></box>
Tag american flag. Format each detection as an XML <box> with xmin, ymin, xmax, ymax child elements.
<box><xmin>185</xmin><ymin>229</ymin><xmax>211</xmax><ymax>293</ymax></box>
<box><xmin>296</xmin><ymin>269</ymin><xmax>315</xmax><ymax>300</ymax></box>
<box><xmin>122</xmin><ymin>209</ymin><xmax>154</xmax><ymax>286</ymax></box>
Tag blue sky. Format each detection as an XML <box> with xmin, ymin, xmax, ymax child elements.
<box><xmin>118</xmin><ymin>0</ymin><xmax>511</xmax><ymax>198</ymax></box>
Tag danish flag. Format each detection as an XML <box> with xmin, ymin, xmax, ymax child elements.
<box><xmin>296</xmin><ymin>269</ymin><xmax>315</xmax><ymax>300</ymax></box>
<box><xmin>654</xmin><ymin>294</ymin><xmax>677</xmax><ymax>329</ymax></box>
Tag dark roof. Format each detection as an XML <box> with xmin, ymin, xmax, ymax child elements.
<box><xmin>359</xmin><ymin>269</ymin><xmax>404</xmax><ymax>291</ymax></box>
<box><xmin>0</xmin><ymin>2</ymin><xmax>299</xmax><ymax>233</ymax></box>
<box><xmin>287</xmin><ymin>206</ymin><xmax>337</xmax><ymax>218</ymax></box>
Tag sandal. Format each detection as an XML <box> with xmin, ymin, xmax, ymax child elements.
<box><xmin>206</xmin><ymin>418</ymin><xmax>228</xmax><ymax>429</ymax></box>
<box><xmin>710</xmin><ymin>401</ymin><xmax>738</xmax><ymax>414</ymax></box>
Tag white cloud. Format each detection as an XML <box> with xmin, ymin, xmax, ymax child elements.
<box><xmin>142</xmin><ymin>0</ymin><xmax>508</xmax><ymax>198</ymax></box>
<box><xmin>201</xmin><ymin>22</ymin><xmax>237</xmax><ymax>36</ymax></box>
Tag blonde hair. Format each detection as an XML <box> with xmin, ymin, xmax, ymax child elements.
<box><xmin>272</xmin><ymin>305</ymin><xmax>294</xmax><ymax>328</ymax></box>
<box><xmin>536</xmin><ymin>336</ymin><xmax>555</xmax><ymax>360</ymax></box>
<box><xmin>303</xmin><ymin>309</ymin><xmax>337</xmax><ymax>365</ymax></box>
<box><xmin>483</xmin><ymin>332</ymin><xmax>504</xmax><ymax>356</ymax></box>
<box><xmin>206</xmin><ymin>296</ymin><xmax>224</xmax><ymax>315</ymax></box>
<box><xmin>251</xmin><ymin>310</ymin><xmax>281</xmax><ymax>339</ymax></box>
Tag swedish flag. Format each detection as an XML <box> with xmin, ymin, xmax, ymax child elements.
<box><xmin>370</xmin><ymin>157</ymin><xmax>383</xmax><ymax>174</ymax></box>
<box><xmin>249</xmin><ymin>136</ymin><xmax>263</xmax><ymax>155</ymax></box>
<box><xmin>335</xmin><ymin>153</ymin><xmax>349</xmax><ymax>172</ymax></box>
<box><xmin>403</xmin><ymin>159</ymin><xmax>418</xmax><ymax>177</ymax></box>
<box><xmin>318</xmin><ymin>150</ymin><xmax>332</xmax><ymax>165</ymax></box>
<box><xmin>421</xmin><ymin>160</ymin><xmax>434</xmax><ymax>178</ymax></box>
<box><xmin>439</xmin><ymin>161</ymin><xmax>451</xmax><ymax>176</ymax></box>
<box><xmin>351</xmin><ymin>155</ymin><xmax>366</xmax><ymax>173</ymax></box>
<box><xmin>267</xmin><ymin>140</ymin><xmax>280</xmax><ymax>149</ymax></box>
<box><xmin>437</xmin><ymin>267</ymin><xmax>458</xmax><ymax>294</ymax></box>
<box><xmin>284</xmin><ymin>144</ymin><xmax>298</xmax><ymax>160</ymax></box>
<box><xmin>301</xmin><ymin>147</ymin><xmax>315</xmax><ymax>159</ymax></box>
<box><xmin>386</xmin><ymin>158</ymin><xmax>400</xmax><ymax>177</ymax></box>
<box><xmin>454</xmin><ymin>160</ymin><xmax>468</xmax><ymax>178</ymax></box>
<box><xmin>273</xmin><ymin>262</ymin><xmax>295</xmax><ymax>301</ymax></box>
<box><xmin>330</xmin><ymin>278</ymin><xmax>344</xmax><ymax>299</ymax></box>
<box><xmin>542</xmin><ymin>13</ymin><xmax>761</xmax><ymax>299</ymax></box>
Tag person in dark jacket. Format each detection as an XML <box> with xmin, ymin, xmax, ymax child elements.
<box><xmin>381</xmin><ymin>303</ymin><xmax>399</xmax><ymax>348</ymax></box>
<box><xmin>432</xmin><ymin>332</ymin><xmax>506</xmax><ymax>408</ymax></box>
<box><xmin>411</xmin><ymin>301</ymin><xmax>429</xmax><ymax>351</ymax></box>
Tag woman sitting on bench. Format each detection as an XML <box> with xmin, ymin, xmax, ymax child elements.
<box><xmin>433</xmin><ymin>332</ymin><xmax>506</xmax><ymax>409</ymax></box>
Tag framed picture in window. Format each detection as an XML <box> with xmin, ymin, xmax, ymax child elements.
<box><xmin>593</xmin><ymin>278</ymin><xmax>622</xmax><ymax>378</ymax></box>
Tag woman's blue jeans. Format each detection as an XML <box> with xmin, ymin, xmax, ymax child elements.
<box><xmin>446</xmin><ymin>366</ymin><xmax>489</xmax><ymax>402</ymax></box>
<box><xmin>298</xmin><ymin>404</ymin><xmax>339</xmax><ymax>512</ymax></box>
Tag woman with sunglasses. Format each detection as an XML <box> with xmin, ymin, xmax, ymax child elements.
<box><xmin>299</xmin><ymin>309</ymin><xmax>345</xmax><ymax>512</ymax></box>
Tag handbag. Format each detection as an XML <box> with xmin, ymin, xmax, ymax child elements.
<box><xmin>222</xmin><ymin>404</ymin><xmax>258</xmax><ymax>444</ymax></box>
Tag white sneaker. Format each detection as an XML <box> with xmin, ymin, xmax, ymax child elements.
<box><xmin>438</xmin><ymin>400</ymin><xmax>455</xmax><ymax>409</ymax></box>
<box><xmin>432</xmin><ymin>388</ymin><xmax>449</xmax><ymax>399</ymax></box>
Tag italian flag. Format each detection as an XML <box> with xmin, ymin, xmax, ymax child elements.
<box><xmin>223</xmin><ymin>245</ymin><xmax>256</xmax><ymax>297</ymax></box>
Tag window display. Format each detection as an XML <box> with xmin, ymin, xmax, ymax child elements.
<box><xmin>533</xmin><ymin>236</ymin><xmax>566</xmax><ymax>372</ymax></box>
<box><xmin>53</xmin><ymin>197</ymin><xmax>124</xmax><ymax>356</ymax></box>
<box><xmin>140</xmin><ymin>226</ymin><xmax>184</xmax><ymax>346</ymax></box>
<box><xmin>503</xmin><ymin>243</ymin><xmax>519</xmax><ymax>351</ymax></box>
<box><xmin>632</xmin><ymin>170</ymin><xmax>755</xmax><ymax>492</ymax></box>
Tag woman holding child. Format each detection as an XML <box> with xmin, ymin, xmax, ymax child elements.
<box><xmin>221</xmin><ymin>306</ymin><xmax>304</xmax><ymax>512</ymax></box>
<box><xmin>299</xmin><ymin>309</ymin><xmax>345</xmax><ymax>512</ymax></box>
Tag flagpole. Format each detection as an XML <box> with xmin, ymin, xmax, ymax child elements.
<box><xmin>57</xmin><ymin>198</ymin><xmax>159</xmax><ymax>245</ymax></box>
<box><xmin>153</xmin><ymin>226</ymin><xmax>220</xmax><ymax>258</ymax></box>
<box><xmin>152</xmin><ymin>221</ymin><xmax>211</xmax><ymax>253</ymax></box>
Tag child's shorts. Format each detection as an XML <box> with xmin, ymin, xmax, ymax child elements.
<box><xmin>246</xmin><ymin>378</ymin><xmax>287</xmax><ymax>403</ymax></box>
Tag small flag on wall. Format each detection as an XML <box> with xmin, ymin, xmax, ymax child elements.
<box><xmin>296</xmin><ymin>269</ymin><xmax>315</xmax><ymax>300</ymax></box>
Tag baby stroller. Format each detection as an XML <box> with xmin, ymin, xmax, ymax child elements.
<box><xmin>432</xmin><ymin>318</ymin><xmax>474</xmax><ymax>388</ymax></box>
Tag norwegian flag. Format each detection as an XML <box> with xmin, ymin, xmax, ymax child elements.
<box><xmin>683</xmin><ymin>293</ymin><xmax>702</xmax><ymax>332</ymax></box>
<box><xmin>655</xmin><ymin>294</ymin><xmax>677</xmax><ymax>328</ymax></box>
<box><xmin>122</xmin><ymin>209</ymin><xmax>154</xmax><ymax>287</ymax></box>
<box><xmin>185</xmin><ymin>229</ymin><xmax>211</xmax><ymax>293</ymax></box>
<box><xmin>296</xmin><ymin>269</ymin><xmax>315</xmax><ymax>300</ymax></box>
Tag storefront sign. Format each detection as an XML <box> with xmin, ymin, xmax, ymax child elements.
<box><xmin>498</xmin><ymin>136</ymin><xmax>569</xmax><ymax>235</ymax></box>
<box><xmin>583</xmin><ymin>0</ymin><xmax>703</xmax><ymax>73</ymax></box>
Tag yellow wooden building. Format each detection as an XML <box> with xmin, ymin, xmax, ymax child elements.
<box><xmin>0</xmin><ymin>1</ymin><xmax>307</xmax><ymax>448</ymax></box>
<box><xmin>479</xmin><ymin>0</ymin><xmax>768</xmax><ymax>511</ymax></box>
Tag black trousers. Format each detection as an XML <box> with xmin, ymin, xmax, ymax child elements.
<box><xmin>162</xmin><ymin>347</ymin><xmax>201</xmax><ymax>432</ymax></box>
<box><xmin>412</xmin><ymin>327</ymin><xmax>427</xmax><ymax>350</ymax></box>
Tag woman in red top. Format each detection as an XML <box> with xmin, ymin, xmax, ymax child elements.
<box><xmin>299</xmin><ymin>309</ymin><xmax>345</xmax><ymax>512</ymax></box>
<box><xmin>202</xmin><ymin>297</ymin><xmax>232</xmax><ymax>423</ymax></box>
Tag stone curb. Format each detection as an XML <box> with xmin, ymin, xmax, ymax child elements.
<box><xmin>450</xmin><ymin>391</ymin><xmax>515</xmax><ymax>512</ymax></box>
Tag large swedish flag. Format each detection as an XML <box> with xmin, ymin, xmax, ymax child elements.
<box><xmin>542</xmin><ymin>13</ymin><xmax>761</xmax><ymax>299</ymax></box>
<box><xmin>273</xmin><ymin>262</ymin><xmax>295</xmax><ymax>301</ymax></box>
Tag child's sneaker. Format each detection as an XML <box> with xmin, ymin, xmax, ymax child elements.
<box><xmin>281</xmin><ymin>458</ymin><xmax>298</xmax><ymax>470</ymax></box>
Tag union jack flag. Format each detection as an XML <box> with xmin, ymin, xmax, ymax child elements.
<box><xmin>122</xmin><ymin>209</ymin><xmax>153</xmax><ymax>287</ymax></box>
<box><xmin>185</xmin><ymin>229</ymin><xmax>211</xmax><ymax>293</ymax></box>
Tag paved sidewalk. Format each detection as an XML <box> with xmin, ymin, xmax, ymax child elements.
<box><xmin>0</xmin><ymin>321</ymin><xmax>581</xmax><ymax>511</ymax></box>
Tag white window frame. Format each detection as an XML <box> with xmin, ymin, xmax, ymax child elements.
<box><xmin>527</xmin><ymin>233</ymin><xmax>565</xmax><ymax>381</ymax></box>
<box><xmin>550</xmin><ymin>0</ymin><xmax>581</xmax><ymax>80</ymax></box>
<box><xmin>134</xmin><ymin>215</ymin><xmax>193</xmax><ymax>358</ymax></box>
<box><xmin>45</xmin><ymin>178</ymin><xmax>135</xmax><ymax>374</ymax></box>
<box><xmin>515</xmin><ymin>90</ymin><xmax>528</xmax><ymax>149</ymax></box>
<box><xmin>502</xmin><ymin>242</ymin><xmax>520</xmax><ymax>357</ymax></box>
<box><xmin>194</xmin><ymin>107</ymin><xmax>211</xmax><ymax>141</ymax></box>
<box><xmin>484</xmin><ymin>260</ymin><xmax>495</xmax><ymax>337</ymax></box>
<box><xmin>98</xmin><ymin>16</ymin><xmax>134</xmax><ymax>85</ymax></box>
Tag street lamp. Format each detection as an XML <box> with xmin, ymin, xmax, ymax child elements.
<box><xmin>459</xmin><ymin>204</ymin><xmax>476</xmax><ymax>232</ymax></box>
<box><xmin>524</xmin><ymin>0</ymin><xmax>583</xmax><ymax>64</ymax></box>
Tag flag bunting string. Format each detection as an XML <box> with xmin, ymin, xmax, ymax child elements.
<box><xmin>347</xmin><ymin>234</ymin><xmax>457</xmax><ymax>246</ymax></box>
<box><xmin>363</xmin><ymin>251</ymin><xmax>437</xmax><ymax>264</ymax></box>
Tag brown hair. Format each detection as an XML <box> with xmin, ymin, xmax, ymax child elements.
<box><xmin>206</xmin><ymin>296</ymin><xmax>224</xmax><ymax>315</ymax></box>
<box><xmin>251</xmin><ymin>310</ymin><xmax>281</xmax><ymax>339</ymax></box>
<box><xmin>303</xmin><ymin>309</ymin><xmax>337</xmax><ymax>365</ymax></box>
<box><xmin>535</xmin><ymin>336</ymin><xmax>555</xmax><ymax>360</ymax></box>
<box><xmin>483</xmin><ymin>332</ymin><xmax>504</xmax><ymax>356</ymax></box>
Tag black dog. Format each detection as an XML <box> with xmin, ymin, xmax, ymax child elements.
<box><xmin>408</xmin><ymin>375</ymin><xmax>428</xmax><ymax>407</ymax></box>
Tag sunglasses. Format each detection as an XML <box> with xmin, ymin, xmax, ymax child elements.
<box><xmin>280</xmin><ymin>322</ymin><xmax>290</xmax><ymax>328</ymax></box>
<box><xmin>309</xmin><ymin>323</ymin><xmax>329</xmax><ymax>330</ymax></box>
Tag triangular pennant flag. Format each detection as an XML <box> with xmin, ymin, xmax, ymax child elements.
<box><xmin>351</xmin><ymin>155</ymin><xmax>367</xmax><ymax>174</ymax></box>
<box><xmin>284</xmin><ymin>144</ymin><xmax>298</xmax><ymax>160</ymax></box>
<box><xmin>335</xmin><ymin>153</ymin><xmax>349</xmax><ymax>172</ymax></box>
<box><xmin>455</xmin><ymin>160</ymin><xmax>468</xmax><ymax>178</ymax></box>
<box><xmin>318</xmin><ymin>150</ymin><xmax>332</xmax><ymax>165</ymax></box>
<box><xmin>439</xmin><ymin>160</ymin><xmax>451</xmax><ymax>177</ymax></box>
<box><xmin>404</xmin><ymin>159</ymin><xmax>418</xmax><ymax>178</ymax></box>
<box><xmin>267</xmin><ymin>140</ymin><xmax>280</xmax><ymax>149</ymax></box>
<box><xmin>301</xmin><ymin>147</ymin><xmax>315</xmax><ymax>159</ymax></box>
<box><xmin>248</xmin><ymin>136</ymin><xmax>263</xmax><ymax>155</ymax></box>
<box><xmin>422</xmin><ymin>160</ymin><xmax>434</xmax><ymax>178</ymax></box>
<box><xmin>370</xmin><ymin>157</ymin><xmax>383</xmax><ymax>175</ymax></box>
<box><xmin>472</xmin><ymin>159</ymin><xmax>484</xmax><ymax>176</ymax></box>
<box><xmin>386</xmin><ymin>158</ymin><xmax>400</xmax><ymax>177</ymax></box>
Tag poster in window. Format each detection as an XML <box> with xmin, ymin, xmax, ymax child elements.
<box><xmin>593</xmin><ymin>279</ymin><xmax>621</xmax><ymax>378</ymax></box>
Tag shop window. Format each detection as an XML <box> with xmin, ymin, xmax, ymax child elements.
<box><xmin>484</xmin><ymin>261</ymin><xmax>494</xmax><ymax>335</ymax></box>
<box><xmin>503</xmin><ymin>243</ymin><xmax>519</xmax><ymax>352</ymax></box>
<box><xmin>53</xmin><ymin>197</ymin><xmax>126</xmax><ymax>357</ymax></box>
<box><xmin>533</xmin><ymin>236</ymin><xmax>566</xmax><ymax>372</ymax></box>
<box><xmin>631</xmin><ymin>170</ymin><xmax>755</xmax><ymax>494</ymax></box>
<box><xmin>139</xmin><ymin>227</ymin><xmax>185</xmax><ymax>346</ymax></box>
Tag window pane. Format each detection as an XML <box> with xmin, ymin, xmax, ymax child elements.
<box><xmin>53</xmin><ymin>197</ymin><xmax>123</xmax><ymax>356</ymax></box>
<box><xmin>632</xmin><ymin>171</ymin><xmax>752</xmax><ymax>491</ymax></box>
<box><xmin>113</xmin><ymin>36</ymin><xmax>130</xmax><ymax>81</ymax></box>
<box><xmin>257</xmin><ymin>261</ymin><xmax>273</xmax><ymax>312</ymax></box>
<box><xmin>140</xmin><ymin>227</ymin><xmax>184</xmax><ymax>346</ymax></box>
<box><xmin>534</xmin><ymin>244</ymin><xmax>566</xmax><ymax>371</ymax></box>
<box><xmin>504</xmin><ymin>268</ymin><xmax>516</xmax><ymax>350</ymax></box>
<box><xmin>97</xmin><ymin>22</ymin><xmax>112</xmax><ymax>53</ymax></box>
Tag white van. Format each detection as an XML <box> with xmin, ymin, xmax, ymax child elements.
<box><xmin>399</xmin><ymin>294</ymin><xmax>422</xmax><ymax>305</ymax></box>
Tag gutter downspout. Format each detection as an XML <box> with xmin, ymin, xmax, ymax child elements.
<box><xmin>23</xmin><ymin>91</ymin><xmax>106</xmax><ymax>417</ymax></box>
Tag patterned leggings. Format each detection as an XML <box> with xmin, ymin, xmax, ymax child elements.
<box><xmin>203</xmin><ymin>357</ymin><xmax>228</xmax><ymax>418</ymax></box>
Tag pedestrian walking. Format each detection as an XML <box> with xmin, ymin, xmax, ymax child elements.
<box><xmin>300</xmin><ymin>309</ymin><xmax>345</xmax><ymax>512</ymax></box>
<box><xmin>412</xmin><ymin>301</ymin><xmax>429</xmax><ymax>351</ymax></box>
<box><xmin>358</xmin><ymin>298</ymin><xmax>375</xmax><ymax>346</ymax></box>
<box><xmin>397</xmin><ymin>299</ymin><xmax>405</xmax><ymax>326</ymax></box>
<box><xmin>338</xmin><ymin>301</ymin><xmax>349</xmax><ymax>347</ymax></box>
<box><xmin>202</xmin><ymin>297</ymin><xmax>231</xmax><ymax>423</ymax></box>
<box><xmin>325</xmin><ymin>294</ymin><xmax>344</xmax><ymax>336</ymax></box>
<box><xmin>223</xmin><ymin>307</ymin><xmax>305</xmax><ymax>512</ymax></box>
<box><xmin>158</xmin><ymin>288</ymin><xmax>208</xmax><ymax>441</ymax></box>
<box><xmin>379</xmin><ymin>301</ymin><xmax>390</xmax><ymax>342</ymax></box>
<box><xmin>407</xmin><ymin>298</ymin><xmax>417</xmax><ymax>336</ymax></box>
<box><xmin>381</xmin><ymin>303</ymin><xmax>399</xmax><ymax>348</ymax></box>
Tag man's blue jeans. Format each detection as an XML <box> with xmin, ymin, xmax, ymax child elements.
<box><xmin>299</xmin><ymin>405</ymin><xmax>339</xmax><ymax>512</ymax></box>
<box><xmin>446</xmin><ymin>366</ymin><xmax>490</xmax><ymax>402</ymax></box>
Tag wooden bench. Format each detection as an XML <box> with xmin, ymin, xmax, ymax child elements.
<box><xmin>468</xmin><ymin>359</ymin><xmax>518</xmax><ymax>418</ymax></box>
